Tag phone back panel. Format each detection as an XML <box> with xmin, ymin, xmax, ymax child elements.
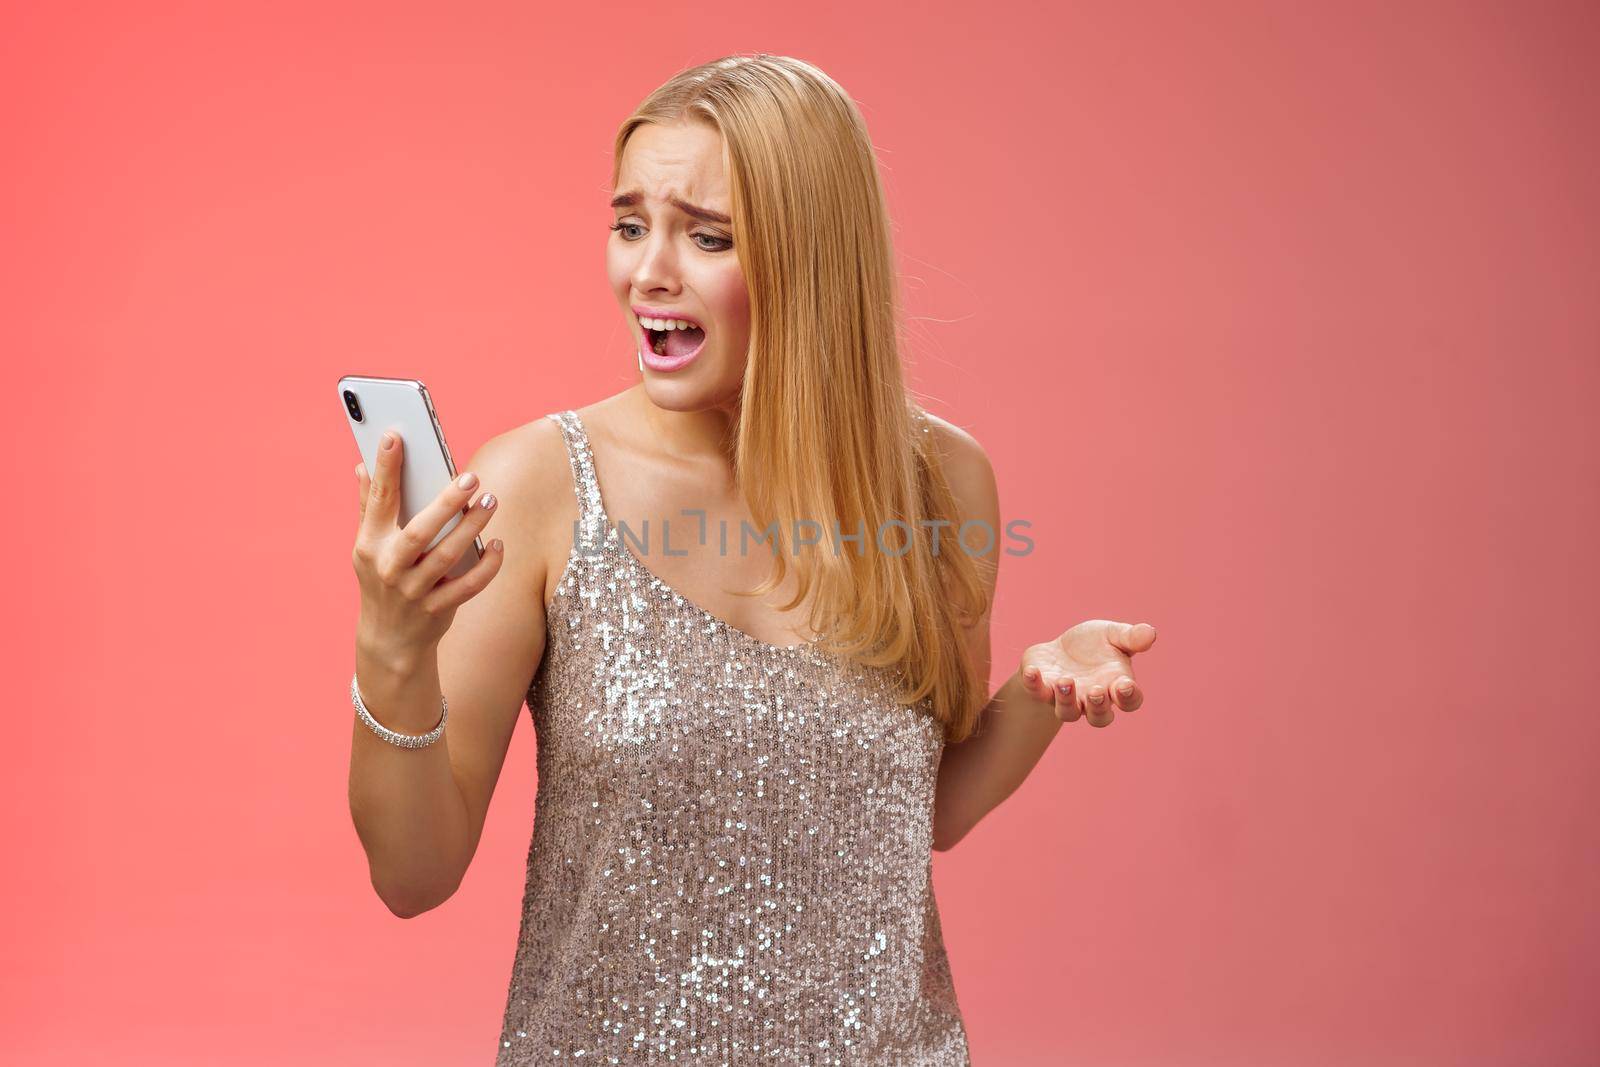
<box><xmin>338</xmin><ymin>375</ymin><xmax>480</xmax><ymax>580</ymax></box>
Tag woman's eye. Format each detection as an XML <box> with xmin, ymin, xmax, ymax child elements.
<box><xmin>610</xmin><ymin>221</ymin><xmax>730</xmax><ymax>252</ymax></box>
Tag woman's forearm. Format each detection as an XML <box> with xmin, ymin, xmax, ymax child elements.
<box><xmin>347</xmin><ymin>641</ymin><xmax>472</xmax><ymax>918</ymax></box>
<box><xmin>932</xmin><ymin>667</ymin><xmax>1061</xmax><ymax>851</ymax></box>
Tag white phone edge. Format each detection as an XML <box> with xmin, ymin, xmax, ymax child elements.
<box><xmin>338</xmin><ymin>374</ymin><xmax>484</xmax><ymax>581</ymax></box>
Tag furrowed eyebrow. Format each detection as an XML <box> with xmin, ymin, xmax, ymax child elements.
<box><xmin>609</xmin><ymin>191</ymin><xmax>732</xmax><ymax>226</ymax></box>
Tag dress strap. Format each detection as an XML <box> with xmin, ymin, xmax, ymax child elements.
<box><xmin>545</xmin><ymin>410</ymin><xmax>609</xmax><ymax>553</ymax></box>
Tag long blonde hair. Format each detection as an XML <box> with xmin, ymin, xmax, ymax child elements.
<box><xmin>613</xmin><ymin>54</ymin><xmax>991</xmax><ymax>743</ymax></box>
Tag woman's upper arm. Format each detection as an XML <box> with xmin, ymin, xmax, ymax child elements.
<box><xmin>433</xmin><ymin>418</ymin><xmax>572</xmax><ymax>867</ymax></box>
<box><xmin>926</xmin><ymin>413</ymin><xmax>1002</xmax><ymax>704</ymax></box>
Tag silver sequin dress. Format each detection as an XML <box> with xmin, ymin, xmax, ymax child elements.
<box><xmin>494</xmin><ymin>410</ymin><xmax>971</xmax><ymax>1066</ymax></box>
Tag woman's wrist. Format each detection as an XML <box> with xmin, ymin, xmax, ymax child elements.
<box><xmin>355</xmin><ymin>627</ymin><xmax>434</xmax><ymax>682</ymax></box>
<box><xmin>353</xmin><ymin>631</ymin><xmax>443</xmax><ymax>723</ymax></box>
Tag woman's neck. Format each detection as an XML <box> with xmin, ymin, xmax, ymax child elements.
<box><xmin>628</xmin><ymin>385</ymin><xmax>740</xmax><ymax>465</ymax></box>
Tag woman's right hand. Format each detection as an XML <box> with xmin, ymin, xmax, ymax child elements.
<box><xmin>352</xmin><ymin>430</ymin><xmax>505</xmax><ymax>672</ymax></box>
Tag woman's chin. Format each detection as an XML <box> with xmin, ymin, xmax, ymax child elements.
<box><xmin>640</xmin><ymin>356</ymin><xmax>742</xmax><ymax>409</ymax></box>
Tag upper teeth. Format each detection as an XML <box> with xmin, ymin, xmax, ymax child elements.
<box><xmin>639</xmin><ymin>316</ymin><xmax>697</xmax><ymax>331</ymax></box>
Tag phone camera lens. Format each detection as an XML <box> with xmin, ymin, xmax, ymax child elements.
<box><xmin>344</xmin><ymin>390</ymin><xmax>364</xmax><ymax>423</ymax></box>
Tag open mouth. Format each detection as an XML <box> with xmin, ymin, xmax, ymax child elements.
<box><xmin>639</xmin><ymin>313</ymin><xmax>707</xmax><ymax>364</ymax></box>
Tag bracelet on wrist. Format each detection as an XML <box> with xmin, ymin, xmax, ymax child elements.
<box><xmin>350</xmin><ymin>672</ymin><xmax>448</xmax><ymax>749</ymax></box>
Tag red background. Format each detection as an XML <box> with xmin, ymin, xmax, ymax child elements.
<box><xmin>4</xmin><ymin>2</ymin><xmax>1597</xmax><ymax>1064</ymax></box>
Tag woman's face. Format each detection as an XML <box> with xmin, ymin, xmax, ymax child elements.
<box><xmin>607</xmin><ymin>120</ymin><xmax>750</xmax><ymax>410</ymax></box>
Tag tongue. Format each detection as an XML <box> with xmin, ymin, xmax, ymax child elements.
<box><xmin>665</xmin><ymin>326</ymin><xmax>704</xmax><ymax>359</ymax></box>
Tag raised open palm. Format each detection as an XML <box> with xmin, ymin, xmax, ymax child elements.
<box><xmin>1017</xmin><ymin>620</ymin><xmax>1158</xmax><ymax>728</ymax></box>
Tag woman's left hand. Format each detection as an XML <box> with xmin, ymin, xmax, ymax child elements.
<box><xmin>1018</xmin><ymin>620</ymin><xmax>1159</xmax><ymax>727</ymax></box>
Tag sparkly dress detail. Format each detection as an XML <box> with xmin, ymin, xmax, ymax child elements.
<box><xmin>494</xmin><ymin>410</ymin><xmax>970</xmax><ymax>1066</ymax></box>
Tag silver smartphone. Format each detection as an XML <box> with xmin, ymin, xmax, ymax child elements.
<box><xmin>338</xmin><ymin>375</ymin><xmax>483</xmax><ymax>580</ymax></box>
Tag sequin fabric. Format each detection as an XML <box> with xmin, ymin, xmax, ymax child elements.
<box><xmin>493</xmin><ymin>410</ymin><xmax>970</xmax><ymax>1066</ymax></box>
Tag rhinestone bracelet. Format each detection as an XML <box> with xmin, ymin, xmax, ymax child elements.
<box><xmin>350</xmin><ymin>672</ymin><xmax>448</xmax><ymax>749</ymax></box>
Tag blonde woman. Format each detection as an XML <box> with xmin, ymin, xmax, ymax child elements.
<box><xmin>347</xmin><ymin>54</ymin><xmax>1158</xmax><ymax>1065</ymax></box>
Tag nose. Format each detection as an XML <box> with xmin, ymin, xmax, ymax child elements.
<box><xmin>630</xmin><ymin>229</ymin><xmax>681</xmax><ymax>295</ymax></box>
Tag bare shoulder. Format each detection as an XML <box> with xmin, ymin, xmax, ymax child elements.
<box><xmin>920</xmin><ymin>410</ymin><xmax>999</xmax><ymax>519</ymax></box>
<box><xmin>458</xmin><ymin>413</ymin><xmax>579</xmax><ymax>604</ymax></box>
<box><xmin>918</xmin><ymin>410</ymin><xmax>1001</xmax><ymax>597</ymax></box>
<box><xmin>467</xmin><ymin>413</ymin><xmax>570</xmax><ymax>491</ymax></box>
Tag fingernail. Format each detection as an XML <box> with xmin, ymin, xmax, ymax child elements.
<box><xmin>477</xmin><ymin>492</ymin><xmax>497</xmax><ymax>510</ymax></box>
<box><xmin>1057</xmin><ymin>679</ymin><xmax>1072</xmax><ymax>692</ymax></box>
<box><xmin>490</xmin><ymin>538</ymin><xmax>503</xmax><ymax>552</ymax></box>
<box><xmin>354</xmin><ymin>463</ymin><xmax>363</xmax><ymax>479</ymax></box>
<box><xmin>457</xmin><ymin>471</ymin><xmax>478</xmax><ymax>490</ymax></box>
<box><xmin>1090</xmin><ymin>690</ymin><xmax>1105</xmax><ymax>704</ymax></box>
<box><xmin>380</xmin><ymin>432</ymin><xmax>395</xmax><ymax>451</ymax></box>
<box><xmin>1117</xmin><ymin>682</ymin><xmax>1134</xmax><ymax>698</ymax></box>
<box><xmin>1023</xmin><ymin>666</ymin><xmax>1038</xmax><ymax>681</ymax></box>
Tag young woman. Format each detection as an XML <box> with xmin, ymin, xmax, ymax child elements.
<box><xmin>347</xmin><ymin>54</ymin><xmax>1158</xmax><ymax>1065</ymax></box>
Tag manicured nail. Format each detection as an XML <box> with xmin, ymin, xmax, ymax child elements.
<box><xmin>1090</xmin><ymin>690</ymin><xmax>1105</xmax><ymax>704</ymax></box>
<box><xmin>1057</xmin><ymin>679</ymin><xmax>1072</xmax><ymax>692</ymax></box>
<box><xmin>380</xmin><ymin>432</ymin><xmax>395</xmax><ymax>450</ymax></box>
<box><xmin>1117</xmin><ymin>682</ymin><xmax>1134</xmax><ymax>698</ymax></box>
<box><xmin>490</xmin><ymin>538</ymin><xmax>503</xmax><ymax>552</ymax></box>
<box><xmin>457</xmin><ymin>471</ymin><xmax>478</xmax><ymax>490</ymax></box>
<box><xmin>477</xmin><ymin>492</ymin><xmax>496</xmax><ymax>510</ymax></box>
